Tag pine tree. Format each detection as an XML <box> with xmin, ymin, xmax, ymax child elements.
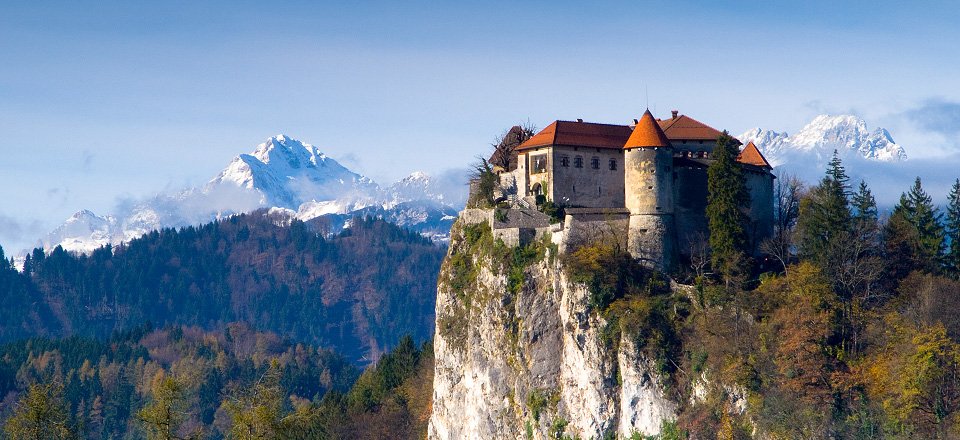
<box><xmin>706</xmin><ymin>132</ymin><xmax>750</xmax><ymax>283</ymax></box>
<box><xmin>945</xmin><ymin>179</ymin><xmax>960</xmax><ymax>277</ymax></box>
<box><xmin>851</xmin><ymin>180</ymin><xmax>880</xmax><ymax>251</ymax></box>
<box><xmin>795</xmin><ymin>152</ymin><xmax>852</xmax><ymax>273</ymax></box>
<box><xmin>890</xmin><ymin>177</ymin><xmax>945</xmax><ymax>273</ymax></box>
<box><xmin>826</xmin><ymin>150</ymin><xmax>851</xmax><ymax>197</ymax></box>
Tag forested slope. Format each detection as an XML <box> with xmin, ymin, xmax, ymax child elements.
<box><xmin>1</xmin><ymin>210</ymin><xmax>445</xmax><ymax>362</ymax></box>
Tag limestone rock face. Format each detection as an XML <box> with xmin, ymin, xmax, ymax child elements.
<box><xmin>428</xmin><ymin>221</ymin><xmax>677</xmax><ymax>439</ymax></box>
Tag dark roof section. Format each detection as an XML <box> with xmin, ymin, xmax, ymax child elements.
<box><xmin>625</xmin><ymin>109</ymin><xmax>672</xmax><ymax>149</ymax></box>
<box><xmin>516</xmin><ymin>120</ymin><xmax>632</xmax><ymax>151</ymax></box>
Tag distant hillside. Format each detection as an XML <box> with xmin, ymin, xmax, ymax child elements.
<box><xmin>0</xmin><ymin>324</ymin><xmax>433</xmax><ymax>439</ymax></box>
<box><xmin>3</xmin><ymin>210</ymin><xmax>445</xmax><ymax>363</ymax></box>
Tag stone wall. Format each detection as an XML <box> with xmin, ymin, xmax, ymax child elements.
<box><xmin>628</xmin><ymin>214</ymin><xmax>677</xmax><ymax>271</ymax></box>
<box><xmin>549</xmin><ymin>146</ymin><xmax>625</xmax><ymax>208</ymax></box>
<box><xmin>744</xmin><ymin>169</ymin><xmax>774</xmax><ymax>251</ymax></box>
<box><xmin>673</xmin><ymin>163</ymin><xmax>709</xmax><ymax>258</ymax></box>
<box><xmin>459</xmin><ymin>208</ymin><xmax>493</xmax><ymax>226</ymax></box>
<box><xmin>560</xmin><ymin>208</ymin><xmax>629</xmax><ymax>254</ymax></box>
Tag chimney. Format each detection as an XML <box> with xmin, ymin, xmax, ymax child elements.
<box><xmin>576</xmin><ymin>118</ymin><xmax>583</xmax><ymax>123</ymax></box>
<box><xmin>633</xmin><ymin>118</ymin><xmax>639</xmax><ymax>124</ymax></box>
<box><xmin>671</xmin><ymin>110</ymin><xmax>679</xmax><ymax>119</ymax></box>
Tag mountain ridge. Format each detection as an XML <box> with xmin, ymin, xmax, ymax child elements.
<box><xmin>739</xmin><ymin>114</ymin><xmax>908</xmax><ymax>167</ymax></box>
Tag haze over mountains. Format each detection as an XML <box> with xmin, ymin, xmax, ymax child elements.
<box><xmin>37</xmin><ymin>135</ymin><xmax>467</xmax><ymax>254</ymax></box>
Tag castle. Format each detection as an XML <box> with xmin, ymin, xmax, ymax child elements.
<box><xmin>475</xmin><ymin>109</ymin><xmax>775</xmax><ymax>271</ymax></box>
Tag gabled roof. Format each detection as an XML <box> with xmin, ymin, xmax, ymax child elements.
<box><xmin>657</xmin><ymin>114</ymin><xmax>726</xmax><ymax>141</ymax></box>
<box><xmin>625</xmin><ymin>109</ymin><xmax>671</xmax><ymax>149</ymax></box>
<box><xmin>736</xmin><ymin>141</ymin><xmax>772</xmax><ymax>168</ymax></box>
<box><xmin>516</xmin><ymin>120</ymin><xmax>632</xmax><ymax>151</ymax></box>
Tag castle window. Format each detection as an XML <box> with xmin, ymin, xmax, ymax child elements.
<box><xmin>531</xmin><ymin>154</ymin><xmax>547</xmax><ymax>174</ymax></box>
<box><xmin>560</xmin><ymin>155</ymin><xmax>570</xmax><ymax>167</ymax></box>
<box><xmin>608</xmin><ymin>158</ymin><xmax>617</xmax><ymax>170</ymax></box>
<box><xmin>574</xmin><ymin>156</ymin><xmax>583</xmax><ymax>168</ymax></box>
<box><xmin>591</xmin><ymin>157</ymin><xmax>600</xmax><ymax>169</ymax></box>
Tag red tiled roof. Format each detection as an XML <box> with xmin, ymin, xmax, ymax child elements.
<box><xmin>657</xmin><ymin>114</ymin><xmax>725</xmax><ymax>141</ymax></box>
<box><xmin>625</xmin><ymin>109</ymin><xmax>671</xmax><ymax>149</ymax></box>
<box><xmin>516</xmin><ymin>112</ymin><xmax>734</xmax><ymax>151</ymax></box>
<box><xmin>516</xmin><ymin>120</ymin><xmax>632</xmax><ymax>151</ymax></box>
<box><xmin>737</xmin><ymin>141</ymin><xmax>772</xmax><ymax>168</ymax></box>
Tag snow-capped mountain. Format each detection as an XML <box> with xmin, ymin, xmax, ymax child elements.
<box><xmin>208</xmin><ymin>135</ymin><xmax>380</xmax><ymax>210</ymax></box>
<box><xmin>739</xmin><ymin>114</ymin><xmax>908</xmax><ymax>167</ymax></box>
<box><xmin>41</xmin><ymin>210</ymin><xmax>116</xmax><ymax>253</ymax></box>
<box><xmin>383</xmin><ymin>171</ymin><xmax>459</xmax><ymax>208</ymax></box>
<box><xmin>38</xmin><ymin>135</ymin><xmax>467</xmax><ymax>254</ymax></box>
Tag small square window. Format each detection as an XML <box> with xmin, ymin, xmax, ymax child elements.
<box><xmin>531</xmin><ymin>155</ymin><xmax>547</xmax><ymax>173</ymax></box>
<box><xmin>591</xmin><ymin>157</ymin><xmax>600</xmax><ymax>169</ymax></box>
<box><xmin>560</xmin><ymin>156</ymin><xmax>570</xmax><ymax>167</ymax></box>
<box><xmin>608</xmin><ymin>158</ymin><xmax>617</xmax><ymax>170</ymax></box>
<box><xmin>574</xmin><ymin>156</ymin><xmax>583</xmax><ymax>168</ymax></box>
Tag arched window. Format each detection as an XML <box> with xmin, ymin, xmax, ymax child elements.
<box><xmin>531</xmin><ymin>182</ymin><xmax>542</xmax><ymax>196</ymax></box>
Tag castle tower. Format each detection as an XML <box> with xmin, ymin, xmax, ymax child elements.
<box><xmin>624</xmin><ymin>110</ymin><xmax>677</xmax><ymax>270</ymax></box>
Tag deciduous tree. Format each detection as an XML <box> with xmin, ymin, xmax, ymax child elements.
<box><xmin>3</xmin><ymin>383</ymin><xmax>73</xmax><ymax>440</ymax></box>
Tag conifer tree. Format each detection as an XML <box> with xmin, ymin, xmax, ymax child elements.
<box><xmin>851</xmin><ymin>180</ymin><xmax>880</xmax><ymax>250</ymax></box>
<box><xmin>826</xmin><ymin>150</ymin><xmax>851</xmax><ymax>197</ymax></box>
<box><xmin>889</xmin><ymin>177</ymin><xmax>945</xmax><ymax>273</ymax></box>
<box><xmin>946</xmin><ymin>178</ymin><xmax>960</xmax><ymax>277</ymax></box>
<box><xmin>795</xmin><ymin>151</ymin><xmax>852</xmax><ymax>273</ymax></box>
<box><xmin>706</xmin><ymin>131</ymin><xmax>750</xmax><ymax>283</ymax></box>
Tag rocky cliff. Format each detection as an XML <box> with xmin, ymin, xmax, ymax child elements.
<box><xmin>428</xmin><ymin>219</ymin><xmax>680</xmax><ymax>439</ymax></box>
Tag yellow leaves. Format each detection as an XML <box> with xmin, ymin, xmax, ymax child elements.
<box><xmin>854</xmin><ymin>316</ymin><xmax>960</xmax><ymax>435</ymax></box>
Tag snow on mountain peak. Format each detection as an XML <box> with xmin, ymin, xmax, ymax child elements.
<box><xmin>739</xmin><ymin>114</ymin><xmax>907</xmax><ymax>167</ymax></box>
<box><xmin>208</xmin><ymin>135</ymin><xmax>378</xmax><ymax>209</ymax></box>
<box><xmin>406</xmin><ymin>171</ymin><xmax>430</xmax><ymax>181</ymax></box>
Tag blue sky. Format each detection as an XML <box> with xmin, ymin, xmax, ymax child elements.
<box><xmin>2</xmin><ymin>1</ymin><xmax>960</xmax><ymax>251</ymax></box>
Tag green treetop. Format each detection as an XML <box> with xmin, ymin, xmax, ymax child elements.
<box><xmin>944</xmin><ymin>178</ymin><xmax>960</xmax><ymax>277</ymax></box>
<box><xmin>706</xmin><ymin>131</ymin><xmax>750</xmax><ymax>283</ymax></box>
<box><xmin>890</xmin><ymin>177</ymin><xmax>945</xmax><ymax>274</ymax></box>
<box><xmin>795</xmin><ymin>151</ymin><xmax>852</xmax><ymax>272</ymax></box>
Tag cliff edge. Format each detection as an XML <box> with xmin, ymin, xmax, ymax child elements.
<box><xmin>428</xmin><ymin>217</ymin><xmax>684</xmax><ymax>439</ymax></box>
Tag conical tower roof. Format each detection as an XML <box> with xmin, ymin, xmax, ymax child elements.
<box><xmin>737</xmin><ymin>141</ymin><xmax>772</xmax><ymax>168</ymax></box>
<box><xmin>625</xmin><ymin>109</ymin><xmax>671</xmax><ymax>149</ymax></box>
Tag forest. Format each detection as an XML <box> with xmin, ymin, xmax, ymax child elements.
<box><xmin>0</xmin><ymin>323</ymin><xmax>433</xmax><ymax>439</ymax></box>
<box><xmin>0</xmin><ymin>211</ymin><xmax>445</xmax><ymax>363</ymax></box>
<box><xmin>602</xmin><ymin>136</ymin><xmax>960</xmax><ymax>439</ymax></box>
<box><xmin>4</xmin><ymin>134</ymin><xmax>960</xmax><ymax>438</ymax></box>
